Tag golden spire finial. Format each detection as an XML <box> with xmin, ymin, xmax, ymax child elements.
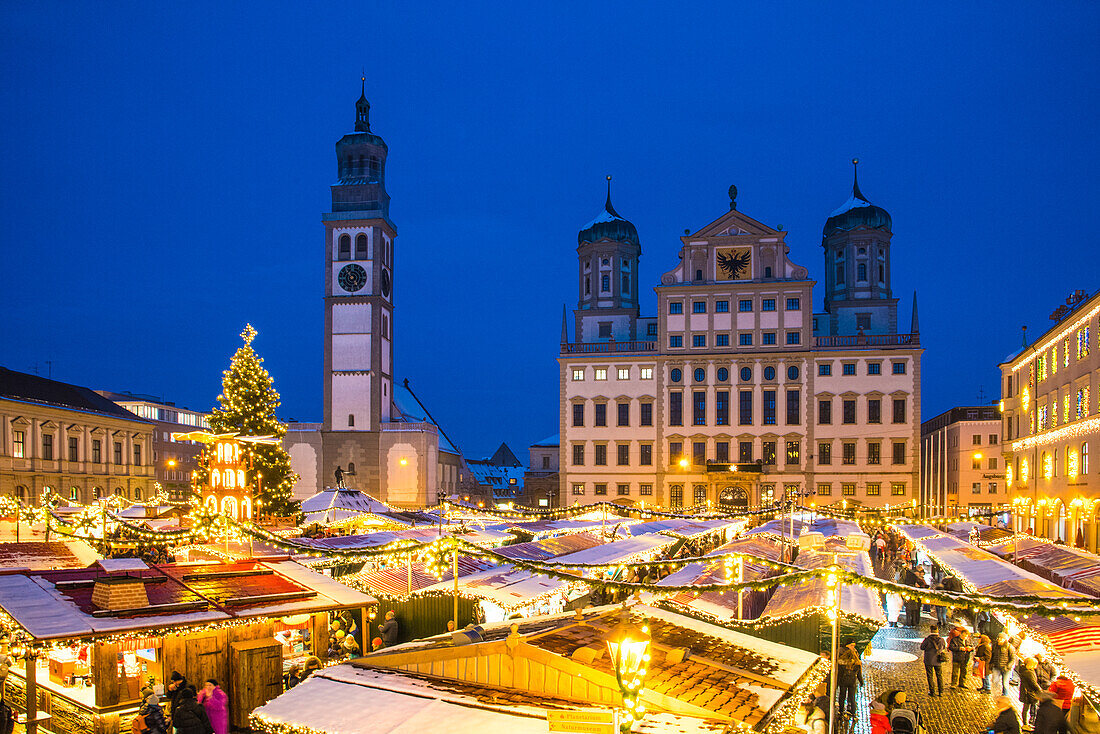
<box><xmin>240</xmin><ymin>324</ymin><xmax>257</xmax><ymax>346</ymax></box>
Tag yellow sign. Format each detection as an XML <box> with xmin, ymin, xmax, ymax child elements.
<box><xmin>546</xmin><ymin>709</ymin><xmax>616</xmax><ymax>734</ymax></box>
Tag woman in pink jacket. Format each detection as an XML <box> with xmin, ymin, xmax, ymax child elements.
<box><xmin>198</xmin><ymin>679</ymin><xmax>229</xmax><ymax>734</ymax></box>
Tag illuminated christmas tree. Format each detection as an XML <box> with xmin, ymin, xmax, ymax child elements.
<box><xmin>197</xmin><ymin>324</ymin><xmax>299</xmax><ymax>517</ymax></box>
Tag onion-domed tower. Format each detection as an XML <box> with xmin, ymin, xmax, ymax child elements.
<box><xmin>574</xmin><ymin>177</ymin><xmax>642</xmax><ymax>342</ymax></box>
<box><xmin>821</xmin><ymin>160</ymin><xmax>898</xmax><ymax>335</ymax></box>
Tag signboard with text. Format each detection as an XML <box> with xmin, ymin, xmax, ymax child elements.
<box><xmin>546</xmin><ymin>709</ymin><xmax>617</xmax><ymax>734</ymax></box>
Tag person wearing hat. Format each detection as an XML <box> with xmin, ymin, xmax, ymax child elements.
<box><xmin>136</xmin><ymin>692</ymin><xmax>168</xmax><ymax>734</ymax></box>
<box><xmin>991</xmin><ymin>633</ymin><xmax>1019</xmax><ymax>697</ymax></box>
<box><xmin>166</xmin><ymin>671</ymin><xmax>191</xmax><ymax>723</ymax></box>
<box><xmin>1020</xmin><ymin>658</ymin><xmax>1045</xmax><ymax>729</ymax></box>
<box><xmin>302</xmin><ymin>655</ymin><xmax>323</xmax><ymax>678</ymax></box>
<box><xmin>949</xmin><ymin>627</ymin><xmax>974</xmax><ymax>690</ymax></box>
<box><xmin>169</xmin><ymin>687</ymin><xmax>213</xmax><ymax>734</ymax></box>
<box><xmin>870</xmin><ymin>701</ymin><xmax>891</xmax><ymax>734</ymax></box>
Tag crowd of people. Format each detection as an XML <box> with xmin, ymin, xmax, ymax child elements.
<box><xmin>132</xmin><ymin>673</ymin><xmax>228</xmax><ymax>734</ymax></box>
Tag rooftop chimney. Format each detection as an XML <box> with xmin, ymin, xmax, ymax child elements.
<box><xmin>91</xmin><ymin>576</ymin><xmax>150</xmax><ymax>611</ymax></box>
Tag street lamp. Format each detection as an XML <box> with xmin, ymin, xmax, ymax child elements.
<box><xmin>605</xmin><ymin>610</ymin><xmax>651</xmax><ymax>733</ymax></box>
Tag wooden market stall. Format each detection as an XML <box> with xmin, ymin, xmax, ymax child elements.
<box><xmin>0</xmin><ymin>556</ymin><xmax>375</xmax><ymax>734</ymax></box>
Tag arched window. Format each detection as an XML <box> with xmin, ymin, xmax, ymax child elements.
<box><xmin>601</xmin><ymin>274</ymin><xmax>610</xmax><ymax>292</ymax></box>
<box><xmin>348</xmin><ymin>462</ymin><xmax>356</xmax><ymax>474</ymax></box>
<box><xmin>240</xmin><ymin>498</ymin><xmax>252</xmax><ymax>521</ymax></box>
<box><xmin>1083</xmin><ymin>443</ymin><xmax>1090</xmax><ymax>474</ymax></box>
<box><xmin>338</xmin><ymin>234</ymin><xmax>351</xmax><ymax>261</ymax></box>
<box><xmin>92</xmin><ymin>486</ymin><xmax>102</xmax><ymax>499</ymax></box>
<box><xmin>348</xmin><ymin>413</ymin><xmax>355</xmax><ymax>427</ymax></box>
<box><xmin>670</xmin><ymin>484</ymin><xmax>684</xmax><ymax>509</ymax></box>
<box><xmin>114</xmin><ymin>487</ymin><xmax>124</xmax><ymax>497</ymax></box>
<box><xmin>14</xmin><ymin>485</ymin><xmax>26</xmax><ymax>501</ymax></box>
<box><xmin>369</xmin><ymin>156</ymin><xmax>380</xmax><ymax>180</ymax></box>
<box><xmin>134</xmin><ymin>487</ymin><xmax>142</xmax><ymax>500</ymax></box>
<box><xmin>695</xmin><ymin>269</ymin><xmax>703</xmax><ymax>281</ymax></box>
<box><xmin>237</xmin><ymin>469</ymin><xmax>245</xmax><ymax>487</ymax></box>
<box><xmin>221</xmin><ymin>496</ymin><xmax>237</xmax><ymax>519</ymax></box>
<box><xmin>879</xmin><ymin>264</ymin><xmax>885</xmax><ymax>283</ymax></box>
<box><xmin>693</xmin><ymin>484</ymin><xmax>707</xmax><ymax>506</ymax></box>
<box><xmin>355</xmin><ymin>233</ymin><xmax>368</xmax><ymax>259</ymax></box>
<box><xmin>205</xmin><ymin>495</ymin><xmax>218</xmax><ymax>511</ymax></box>
<box><xmin>857</xmin><ymin>263</ymin><xmax>867</xmax><ymax>281</ymax></box>
<box><xmin>225</xmin><ymin>469</ymin><xmax>235</xmax><ymax>488</ymax></box>
<box><xmin>69</xmin><ymin>486</ymin><xmax>79</xmax><ymax>501</ymax></box>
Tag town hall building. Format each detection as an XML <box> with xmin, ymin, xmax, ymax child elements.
<box><xmin>284</xmin><ymin>82</ymin><xmax>462</xmax><ymax>505</ymax></box>
<box><xmin>558</xmin><ymin>167</ymin><xmax>922</xmax><ymax>510</ymax></box>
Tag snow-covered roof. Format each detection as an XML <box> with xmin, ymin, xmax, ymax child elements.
<box><xmin>301</xmin><ymin>487</ymin><xmax>438</xmax><ymax>527</ymax></box>
<box><xmin>550</xmin><ymin>534</ymin><xmax>676</xmax><ymax>565</ymax></box>
<box><xmin>531</xmin><ymin>433</ymin><xmax>559</xmax><ymax>447</ymax></box>
<box><xmin>829</xmin><ymin>192</ymin><xmax>874</xmax><ymax>218</ymax></box>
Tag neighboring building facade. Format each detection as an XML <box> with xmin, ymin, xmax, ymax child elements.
<box><xmin>559</xmin><ymin>168</ymin><xmax>921</xmax><ymax>510</ymax></box>
<box><xmin>920</xmin><ymin>405</ymin><xmax>1003</xmax><ymax>518</ymax></box>
<box><xmin>1</xmin><ymin>367</ymin><xmax>156</xmax><ymax>503</ymax></box>
<box><xmin>284</xmin><ymin>83</ymin><xmax>462</xmax><ymax>506</ymax></box>
<box><xmin>96</xmin><ymin>391</ymin><xmax>210</xmax><ymax>500</ymax></box>
<box><xmin>1000</xmin><ymin>288</ymin><xmax>1100</xmax><ymax>550</ymax></box>
<box><xmin>460</xmin><ymin>443</ymin><xmax>525</xmax><ymax>507</ymax></box>
<box><xmin>525</xmin><ymin>433</ymin><xmax>560</xmax><ymax>507</ymax></box>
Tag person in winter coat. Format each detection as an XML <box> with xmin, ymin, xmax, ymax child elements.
<box><xmin>170</xmin><ymin>688</ymin><xmax>213</xmax><ymax>734</ymax></box>
<box><xmin>1050</xmin><ymin>675</ymin><xmax>1076</xmax><ymax>713</ymax></box>
<box><xmin>886</xmin><ymin>592</ymin><xmax>904</xmax><ymax>627</ymax></box>
<box><xmin>870</xmin><ymin>701</ymin><xmax>892</xmax><ymax>734</ymax></box>
<box><xmin>919</xmin><ymin>624</ymin><xmax>946</xmax><ymax>697</ymax></box>
<box><xmin>991</xmin><ymin>633</ymin><xmax>1018</xmax><ymax>697</ymax></box>
<box><xmin>990</xmin><ymin>695</ymin><xmax>1023</xmax><ymax>734</ymax></box>
<box><xmin>975</xmin><ymin>635</ymin><xmax>994</xmax><ymax>693</ymax></box>
<box><xmin>137</xmin><ymin>693</ymin><xmax>168</xmax><ymax>734</ymax></box>
<box><xmin>1033</xmin><ymin>692</ymin><xmax>1070</xmax><ymax>734</ymax></box>
<box><xmin>1035</xmin><ymin>653</ymin><xmax>1055</xmax><ymax>690</ymax></box>
<box><xmin>1019</xmin><ymin>658</ymin><xmax>1045</xmax><ymax>727</ymax></box>
<box><xmin>836</xmin><ymin>642</ymin><xmax>864</xmax><ymax>716</ymax></box>
<box><xmin>949</xmin><ymin>628</ymin><xmax>974</xmax><ymax>689</ymax></box>
<box><xmin>197</xmin><ymin>680</ymin><xmax>228</xmax><ymax>734</ymax></box>
<box><xmin>1069</xmin><ymin>696</ymin><xmax>1100</xmax><ymax>734</ymax></box>
<box><xmin>166</xmin><ymin>672</ymin><xmax>191</xmax><ymax>724</ymax></box>
<box><xmin>378</xmin><ymin>610</ymin><xmax>399</xmax><ymax>646</ymax></box>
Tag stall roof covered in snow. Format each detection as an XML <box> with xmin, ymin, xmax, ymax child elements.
<box><xmin>0</xmin><ymin>541</ymin><xmax>100</xmax><ymax>570</ymax></box>
<box><xmin>301</xmin><ymin>487</ymin><xmax>439</xmax><ymax>526</ymax></box>
<box><xmin>0</xmin><ymin>558</ymin><xmax>375</xmax><ymax>641</ymax></box>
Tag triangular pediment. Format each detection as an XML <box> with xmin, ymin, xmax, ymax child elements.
<box><xmin>692</xmin><ymin>208</ymin><xmax>778</xmax><ymax>238</ymax></box>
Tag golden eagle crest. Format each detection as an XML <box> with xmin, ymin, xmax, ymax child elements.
<box><xmin>716</xmin><ymin>248</ymin><xmax>751</xmax><ymax>280</ymax></box>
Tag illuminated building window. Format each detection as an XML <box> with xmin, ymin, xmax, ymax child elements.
<box><xmin>1064</xmin><ymin>339</ymin><xmax>1071</xmax><ymax>368</ymax></box>
<box><xmin>1078</xmin><ymin>328</ymin><xmax>1091</xmax><ymax>360</ymax></box>
<box><xmin>1021</xmin><ymin>458</ymin><xmax>1030</xmax><ymax>483</ymax></box>
<box><xmin>1068</xmin><ymin>448</ymin><xmax>1079</xmax><ymax>479</ymax></box>
<box><xmin>890</xmin><ymin>482</ymin><xmax>906</xmax><ymax>496</ymax></box>
<box><xmin>866</xmin><ymin>483</ymin><xmax>880</xmax><ymax>496</ymax></box>
<box><xmin>1038</xmin><ymin>355</ymin><xmax>1047</xmax><ymax>381</ymax></box>
<box><xmin>1064</xmin><ymin>395</ymin><xmax>1071</xmax><ymax>424</ymax></box>
<box><xmin>817</xmin><ymin>483</ymin><xmax>832</xmax><ymax>496</ymax></box>
<box><xmin>1043</xmin><ymin>452</ymin><xmax>1053</xmax><ymax>479</ymax></box>
<box><xmin>1078</xmin><ymin>388</ymin><xmax>1090</xmax><ymax>420</ymax></box>
<box><xmin>1083</xmin><ymin>443</ymin><xmax>1090</xmax><ymax>474</ymax></box>
<box><xmin>1006</xmin><ymin>463</ymin><xmax>1014</xmax><ymax>488</ymax></box>
<box><xmin>572</xmin><ymin>368</ymin><xmax>584</xmax><ymax>381</ymax></box>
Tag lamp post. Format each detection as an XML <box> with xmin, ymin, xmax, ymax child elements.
<box><xmin>605</xmin><ymin>610</ymin><xmax>651</xmax><ymax>733</ymax></box>
<box><xmin>437</xmin><ymin>490</ymin><xmax>445</xmax><ymax>539</ymax></box>
<box><xmin>826</xmin><ymin>556</ymin><xmax>840</xmax><ymax>734</ymax></box>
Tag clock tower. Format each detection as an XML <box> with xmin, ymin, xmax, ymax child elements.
<box><xmin>322</xmin><ymin>79</ymin><xmax>395</xmax><ymax>436</ymax></box>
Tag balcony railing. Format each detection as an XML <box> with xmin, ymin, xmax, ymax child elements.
<box><xmin>560</xmin><ymin>340</ymin><xmax>658</xmax><ymax>355</ymax></box>
<box><xmin>814</xmin><ymin>333</ymin><xmax>919</xmax><ymax>349</ymax></box>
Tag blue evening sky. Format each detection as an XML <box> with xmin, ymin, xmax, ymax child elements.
<box><xmin>2</xmin><ymin>2</ymin><xmax>1098</xmax><ymax>460</ymax></box>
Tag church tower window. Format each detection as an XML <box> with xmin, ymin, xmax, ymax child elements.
<box><xmin>601</xmin><ymin>274</ymin><xmax>610</xmax><ymax>292</ymax></box>
<box><xmin>857</xmin><ymin>262</ymin><xmax>867</xmax><ymax>281</ymax></box>
<box><xmin>338</xmin><ymin>234</ymin><xmax>351</xmax><ymax>261</ymax></box>
<box><xmin>355</xmin><ymin>233</ymin><xmax>368</xmax><ymax>259</ymax></box>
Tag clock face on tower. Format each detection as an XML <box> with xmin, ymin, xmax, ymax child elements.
<box><xmin>381</xmin><ymin>269</ymin><xmax>391</xmax><ymax>297</ymax></box>
<box><xmin>337</xmin><ymin>264</ymin><xmax>367</xmax><ymax>292</ymax></box>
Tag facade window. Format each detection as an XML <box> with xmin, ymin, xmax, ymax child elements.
<box><xmin>693</xmin><ymin>484</ymin><xmax>707</xmax><ymax>506</ymax></box>
<box><xmin>842</xmin><ymin>483</ymin><xmax>856</xmax><ymax>496</ymax></box>
<box><xmin>843</xmin><ymin>400</ymin><xmax>856</xmax><ymax>424</ymax></box>
<box><xmin>818</xmin><ymin>442</ymin><xmax>832</xmax><ymax>465</ymax></box>
<box><xmin>988</xmin><ymin>457</ymin><xmax>998</xmax><ymax>470</ymax></box>
<box><xmin>819</xmin><ymin>364</ymin><xmax>832</xmax><ymax>376</ymax></box>
<box><xmin>868</xmin><ymin>363</ymin><xmax>881</xmax><ymax>375</ymax></box>
<box><xmin>13</xmin><ymin>430</ymin><xmax>24</xmax><ymax>458</ymax></box>
<box><xmin>598</xmin><ymin>322</ymin><xmax>612</xmax><ymax>339</ymax></box>
<box><xmin>68</xmin><ymin>436</ymin><xmax>79</xmax><ymax>462</ymax></box>
<box><xmin>647</xmin><ymin>323</ymin><xmax>657</xmax><ymax>337</ymax></box>
<box><xmin>595</xmin><ymin>368</ymin><xmax>607</xmax><ymax>380</ymax></box>
<box><xmin>762</xmin><ymin>299</ymin><xmax>776</xmax><ymax>311</ymax></box>
<box><xmin>786</xmin><ymin>440</ymin><xmax>800</xmax><ymax>465</ymax></box>
<box><xmin>989</xmin><ymin>434</ymin><xmax>998</xmax><ymax>444</ymax></box>
<box><xmin>670</xmin><ymin>485</ymin><xmax>684</xmax><ymax>508</ymax></box>
<box><xmin>893</xmin><ymin>362</ymin><xmax>906</xmax><ymax>375</ymax></box>
<box><xmin>693</xmin><ymin>442</ymin><xmax>706</xmax><ymax>466</ymax></box>
<box><xmin>614</xmin><ymin>484</ymin><xmax>628</xmax><ymax>497</ymax></box>
<box><xmin>842</xmin><ymin>363</ymin><xmax>856</xmax><ymax>376</ymax></box>
<box><xmin>338</xmin><ymin>234</ymin><xmax>351</xmax><ymax>260</ymax></box>
<box><xmin>787</xmin><ymin>366</ymin><xmax>800</xmax><ymax>380</ymax></box>
<box><xmin>617</xmin><ymin>444</ymin><xmax>630</xmax><ymax>466</ymax></box>
<box><xmin>868</xmin><ymin>441</ymin><xmax>881</xmax><ymax>465</ymax></box>
<box><xmin>893</xmin><ymin>398</ymin><xmax>907</xmax><ymax>423</ymax></box>
<box><xmin>640</xmin><ymin>367</ymin><xmax>653</xmax><ymax>379</ymax></box>
<box><xmin>988</xmin><ymin>482</ymin><xmax>997</xmax><ymax>494</ymax></box>
<box><xmin>92</xmin><ymin>439</ymin><xmax>102</xmax><ymax>463</ymax></box>
<box><xmin>716</xmin><ymin>300</ymin><xmax>729</xmax><ymax>313</ymax></box>
<box><xmin>671</xmin><ymin>368</ymin><xmax>682</xmax><ymax>382</ymax></box>
<box><xmin>594</xmin><ymin>444</ymin><xmax>607</xmax><ymax>466</ymax></box>
<box><xmin>740</xmin><ymin>367</ymin><xmax>752</xmax><ymax>381</ymax></box>
<box><xmin>892</xmin><ymin>441</ymin><xmax>906</xmax><ymax>465</ymax></box>
<box><xmin>763</xmin><ymin>390</ymin><xmax>776</xmax><ymax>425</ymax></box>
<box><xmin>669</xmin><ymin>302</ymin><xmax>683</xmax><ymax>314</ymax></box>
<box><xmin>542</xmin><ymin>456</ymin><xmax>551</xmax><ymax>469</ymax></box>
<box><xmin>601</xmin><ymin>275</ymin><xmax>610</xmax><ymax>292</ymax></box>
<box><xmin>133</xmin><ymin>445</ymin><xmax>142</xmax><ymax>465</ymax></box>
<box><xmin>739</xmin><ymin>334</ymin><xmax>753</xmax><ymax>346</ymax></box>
<box><xmin>817</xmin><ymin>483</ymin><xmax>832</xmax><ymax>497</ymax></box>
<box><xmin>571</xmin><ymin>483</ymin><xmax>585</xmax><ymax>496</ymax></box>
<box><xmin>786</xmin><ymin>389</ymin><xmax>800</xmax><ymax>424</ymax></box>
<box><xmin>693</xmin><ymin>334</ymin><xmax>706</xmax><ymax>348</ymax></box>
<box><xmin>42</xmin><ymin>434</ymin><xmax>54</xmax><ymax>461</ymax></box>
<box><xmin>355</xmin><ymin>233</ymin><xmax>368</xmax><ymax>259</ymax></box>
<box><xmin>594</xmin><ymin>483</ymin><xmax>607</xmax><ymax>495</ymax></box>
<box><xmin>818</xmin><ymin>399</ymin><xmax>832</xmax><ymax>424</ymax></box>
<box><xmin>640</xmin><ymin>402</ymin><xmax>653</xmax><ymax>426</ymax></box>
<box><xmin>739</xmin><ymin>300</ymin><xmax>752</xmax><ymax>312</ymax></box>
<box><xmin>868</xmin><ymin>399</ymin><xmax>881</xmax><ymax>424</ymax></box>
<box><xmin>866</xmin><ymin>483</ymin><xmax>881</xmax><ymax>496</ymax></box>
<box><xmin>786</xmin><ymin>298</ymin><xmax>800</xmax><ymax>311</ymax></box>
<box><xmin>762</xmin><ymin>333</ymin><xmax>777</xmax><ymax>345</ymax></box>
<box><xmin>762</xmin><ymin>441</ymin><xmax>777</xmax><ymax>466</ymax></box>
<box><xmin>348</xmin><ymin>413</ymin><xmax>355</xmax><ymax>427</ymax></box>
<box><xmin>843</xmin><ymin>442</ymin><xmax>856</xmax><ymax>465</ymax></box>
<box><xmin>857</xmin><ymin>263</ymin><xmax>867</xmax><ymax>281</ymax></box>
<box><xmin>786</xmin><ymin>332</ymin><xmax>801</xmax><ymax>345</ymax></box>
<box><xmin>594</xmin><ymin>404</ymin><xmax>607</xmax><ymax>426</ymax></box>
<box><xmin>693</xmin><ymin>391</ymin><xmax>707</xmax><ymax>425</ymax></box>
<box><xmin>572</xmin><ymin>368</ymin><xmax>584</xmax><ymax>381</ymax></box>
<box><xmin>694</xmin><ymin>368</ymin><xmax>705</xmax><ymax>382</ymax></box>
<box><xmin>617</xmin><ymin>402</ymin><xmax>630</xmax><ymax>427</ymax></box>
<box><xmin>716</xmin><ymin>334</ymin><xmax>729</xmax><ymax>347</ymax></box>
<box><xmin>692</xmin><ymin>301</ymin><xmax>707</xmax><ymax>314</ymax></box>
<box><xmin>857</xmin><ymin>313</ymin><xmax>871</xmax><ymax>331</ymax></box>
<box><xmin>114</xmin><ymin>441</ymin><xmax>123</xmax><ymax>464</ymax></box>
<box><xmin>617</xmin><ymin>368</ymin><xmax>630</xmax><ymax>380</ymax></box>
<box><xmin>669</xmin><ymin>442</ymin><xmax>683</xmax><ymax>463</ymax></box>
<box><xmin>972</xmin><ymin>434</ymin><xmax>982</xmax><ymax>445</ymax></box>
<box><xmin>711</xmin><ymin>441</ymin><xmax>726</xmax><ymax>463</ymax></box>
<box><xmin>717</xmin><ymin>367</ymin><xmax>729</xmax><ymax>381</ymax></box>
<box><xmin>739</xmin><ymin>390</ymin><xmax>753</xmax><ymax>425</ymax></box>
<box><xmin>669</xmin><ymin>392</ymin><xmax>683</xmax><ymax>426</ymax></box>
<box><xmin>573</xmin><ymin>404</ymin><xmax>584</xmax><ymax>427</ymax></box>
<box><xmin>1083</xmin><ymin>443</ymin><xmax>1090</xmax><ymax>474</ymax></box>
<box><xmin>891</xmin><ymin>482</ymin><xmax>906</xmax><ymax>496</ymax></box>
<box><xmin>640</xmin><ymin>483</ymin><xmax>653</xmax><ymax>496</ymax></box>
<box><xmin>640</xmin><ymin>444</ymin><xmax>653</xmax><ymax>465</ymax></box>
<box><xmin>573</xmin><ymin>445</ymin><xmax>585</xmax><ymax>465</ymax></box>
<box><xmin>670</xmin><ymin>335</ymin><xmax>683</xmax><ymax>348</ymax></box>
